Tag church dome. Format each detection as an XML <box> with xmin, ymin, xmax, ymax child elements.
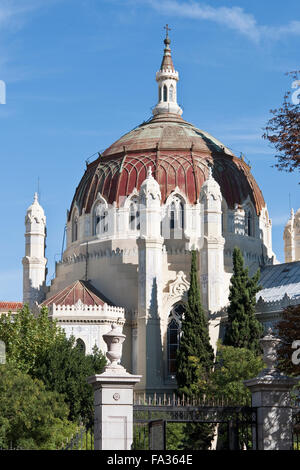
<box><xmin>69</xmin><ymin>113</ymin><xmax>265</xmax><ymax>218</ymax></box>
<box><xmin>69</xmin><ymin>35</ymin><xmax>265</xmax><ymax>220</ymax></box>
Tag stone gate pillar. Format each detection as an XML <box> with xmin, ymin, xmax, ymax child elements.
<box><xmin>244</xmin><ymin>328</ymin><xmax>298</xmax><ymax>450</ymax></box>
<box><xmin>87</xmin><ymin>324</ymin><xmax>142</xmax><ymax>450</ymax></box>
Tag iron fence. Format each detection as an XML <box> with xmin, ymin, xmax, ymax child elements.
<box><xmin>133</xmin><ymin>393</ymin><xmax>257</xmax><ymax>450</ymax></box>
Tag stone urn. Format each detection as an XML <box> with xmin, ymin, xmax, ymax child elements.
<box><xmin>259</xmin><ymin>327</ymin><xmax>281</xmax><ymax>375</ymax></box>
<box><xmin>102</xmin><ymin>323</ymin><xmax>126</xmax><ymax>370</ymax></box>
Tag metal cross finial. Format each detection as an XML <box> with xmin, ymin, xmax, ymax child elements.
<box><xmin>164</xmin><ymin>24</ymin><xmax>171</xmax><ymax>38</ymax></box>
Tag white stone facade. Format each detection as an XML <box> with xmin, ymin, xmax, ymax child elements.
<box><xmin>30</xmin><ymin>168</ymin><xmax>276</xmax><ymax>392</ymax></box>
<box><xmin>21</xmin><ymin>35</ymin><xmax>282</xmax><ymax>394</ymax></box>
<box><xmin>284</xmin><ymin>208</ymin><xmax>300</xmax><ymax>262</ymax></box>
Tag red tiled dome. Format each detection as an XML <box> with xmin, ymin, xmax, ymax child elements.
<box><xmin>69</xmin><ymin>113</ymin><xmax>265</xmax><ymax>219</ymax></box>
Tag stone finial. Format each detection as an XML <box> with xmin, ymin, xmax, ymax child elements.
<box><xmin>102</xmin><ymin>323</ymin><xmax>126</xmax><ymax>370</ymax></box>
<box><xmin>260</xmin><ymin>328</ymin><xmax>281</xmax><ymax>373</ymax></box>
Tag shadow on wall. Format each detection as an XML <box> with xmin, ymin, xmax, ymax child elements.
<box><xmin>146</xmin><ymin>277</ymin><xmax>163</xmax><ymax>390</ymax></box>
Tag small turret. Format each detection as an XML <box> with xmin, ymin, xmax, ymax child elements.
<box><xmin>284</xmin><ymin>208</ymin><xmax>295</xmax><ymax>262</ymax></box>
<box><xmin>152</xmin><ymin>25</ymin><xmax>183</xmax><ymax>117</ymax></box>
<box><xmin>22</xmin><ymin>193</ymin><xmax>47</xmax><ymax>308</ymax></box>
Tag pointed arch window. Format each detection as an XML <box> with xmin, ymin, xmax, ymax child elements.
<box><xmin>159</xmin><ymin>86</ymin><xmax>162</xmax><ymax>102</ymax></box>
<box><xmin>170</xmin><ymin>202</ymin><xmax>175</xmax><ymax>229</ymax></box>
<box><xmin>163</xmin><ymin>85</ymin><xmax>168</xmax><ymax>102</ymax></box>
<box><xmin>245</xmin><ymin>208</ymin><xmax>254</xmax><ymax>237</ymax></box>
<box><xmin>167</xmin><ymin>304</ymin><xmax>185</xmax><ymax>376</ymax></box>
<box><xmin>169</xmin><ymin>84</ymin><xmax>174</xmax><ymax>102</ymax></box>
<box><xmin>169</xmin><ymin>197</ymin><xmax>185</xmax><ymax>232</ymax></box>
<box><xmin>129</xmin><ymin>198</ymin><xmax>140</xmax><ymax>231</ymax></box>
<box><xmin>72</xmin><ymin>214</ymin><xmax>78</xmax><ymax>242</ymax></box>
<box><xmin>93</xmin><ymin>203</ymin><xmax>108</xmax><ymax>235</ymax></box>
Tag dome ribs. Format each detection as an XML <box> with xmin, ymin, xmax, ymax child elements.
<box><xmin>69</xmin><ymin>117</ymin><xmax>266</xmax><ymax>215</ymax></box>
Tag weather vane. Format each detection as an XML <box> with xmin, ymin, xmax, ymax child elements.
<box><xmin>164</xmin><ymin>24</ymin><xmax>171</xmax><ymax>39</ymax></box>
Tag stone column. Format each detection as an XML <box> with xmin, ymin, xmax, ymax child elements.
<box><xmin>136</xmin><ymin>167</ymin><xmax>164</xmax><ymax>391</ymax></box>
<box><xmin>87</xmin><ymin>324</ymin><xmax>142</xmax><ymax>450</ymax></box>
<box><xmin>244</xmin><ymin>328</ymin><xmax>298</xmax><ymax>450</ymax></box>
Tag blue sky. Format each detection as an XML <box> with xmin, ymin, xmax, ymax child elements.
<box><xmin>0</xmin><ymin>0</ymin><xmax>299</xmax><ymax>301</ymax></box>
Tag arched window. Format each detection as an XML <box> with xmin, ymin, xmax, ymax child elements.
<box><xmin>129</xmin><ymin>199</ymin><xmax>140</xmax><ymax>231</ymax></box>
<box><xmin>170</xmin><ymin>202</ymin><xmax>175</xmax><ymax>229</ymax></box>
<box><xmin>159</xmin><ymin>86</ymin><xmax>162</xmax><ymax>102</ymax></box>
<box><xmin>76</xmin><ymin>338</ymin><xmax>86</xmax><ymax>355</ymax></box>
<box><xmin>163</xmin><ymin>85</ymin><xmax>168</xmax><ymax>102</ymax></box>
<box><xmin>169</xmin><ymin>197</ymin><xmax>185</xmax><ymax>232</ymax></box>
<box><xmin>245</xmin><ymin>209</ymin><xmax>253</xmax><ymax>237</ymax></box>
<box><xmin>179</xmin><ymin>202</ymin><xmax>184</xmax><ymax>229</ymax></box>
<box><xmin>93</xmin><ymin>203</ymin><xmax>108</xmax><ymax>235</ymax></box>
<box><xmin>169</xmin><ymin>84</ymin><xmax>174</xmax><ymax>102</ymax></box>
<box><xmin>167</xmin><ymin>304</ymin><xmax>185</xmax><ymax>376</ymax></box>
<box><xmin>72</xmin><ymin>214</ymin><xmax>78</xmax><ymax>242</ymax></box>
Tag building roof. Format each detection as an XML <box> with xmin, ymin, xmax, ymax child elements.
<box><xmin>42</xmin><ymin>280</ymin><xmax>112</xmax><ymax>307</ymax></box>
<box><xmin>257</xmin><ymin>261</ymin><xmax>300</xmax><ymax>303</ymax></box>
<box><xmin>68</xmin><ymin>35</ymin><xmax>266</xmax><ymax>219</ymax></box>
<box><xmin>69</xmin><ymin>113</ymin><xmax>265</xmax><ymax>218</ymax></box>
<box><xmin>0</xmin><ymin>302</ymin><xmax>23</xmax><ymax>311</ymax></box>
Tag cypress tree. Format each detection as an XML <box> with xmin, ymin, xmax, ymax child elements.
<box><xmin>224</xmin><ymin>247</ymin><xmax>263</xmax><ymax>354</ymax></box>
<box><xmin>176</xmin><ymin>250</ymin><xmax>214</xmax><ymax>396</ymax></box>
<box><xmin>176</xmin><ymin>250</ymin><xmax>215</xmax><ymax>450</ymax></box>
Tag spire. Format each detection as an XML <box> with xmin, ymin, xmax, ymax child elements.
<box><xmin>160</xmin><ymin>24</ymin><xmax>175</xmax><ymax>72</ymax></box>
<box><xmin>152</xmin><ymin>26</ymin><xmax>183</xmax><ymax>117</ymax></box>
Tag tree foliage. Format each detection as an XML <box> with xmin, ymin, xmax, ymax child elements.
<box><xmin>263</xmin><ymin>71</ymin><xmax>300</xmax><ymax>174</ymax></box>
<box><xmin>0</xmin><ymin>304</ymin><xmax>65</xmax><ymax>374</ymax></box>
<box><xmin>0</xmin><ymin>304</ymin><xmax>106</xmax><ymax>428</ymax></box>
<box><xmin>33</xmin><ymin>335</ymin><xmax>106</xmax><ymax>424</ymax></box>
<box><xmin>176</xmin><ymin>250</ymin><xmax>214</xmax><ymax>397</ymax></box>
<box><xmin>0</xmin><ymin>363</ymin><xmax>78</xmax><ymax>450</ymax></box>
<box><xmin>208</xmin><ymin>344</ymin><xmax>264</xmax><ymax>404</ymax></box>
<box><xmin>277</xmin><ymin>304</ymin><xmax>300</xmax><ymax>376</ymax></box>
<box><xmin>224</xmin><ymin>247</ymin><xmax>263</xmax><ymax>354</ymax></box>
<box><xmin>176</xmin><ymin>250</ymin><xmax>215</xmax><ymax>450</ymax></box>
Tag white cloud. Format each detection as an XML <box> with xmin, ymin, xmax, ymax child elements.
<box><xmin>143</xmin><ymin>0</ymin><xmax>300</xmax><ymax>43</ymax></box>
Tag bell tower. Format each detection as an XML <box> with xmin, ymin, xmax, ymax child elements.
<box><xmin>22</xmin><ymin>193</ymin><xmax>47</xmax><ymax>308</ymax></box>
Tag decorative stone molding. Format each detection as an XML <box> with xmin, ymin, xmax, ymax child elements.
<box><xmin>256</xmin><ymin>292</ymin><xmax>300</xmax><ymax>314</ymax></box>
<box><xmin>167</xmin><ymin>271</ymin><xmax>190</xmax><ymax>298</ymax></box>
<box><xmin>48</xmin><ymin>302</ymin><xmax>125</xmax><ymax>324</ymax></box>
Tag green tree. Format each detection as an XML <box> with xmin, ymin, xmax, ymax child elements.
<box><xmin>0</xmin><ymin>304</ymin><xmax>65</xmax><ymax>374</ymax></box>
<box><xmin>209</xmin><ymin>343</ymin><xmax>264</xmax><ymax>404</ymax></box>
<box><xmin>277</xmin><ymin>304</ymin><xmax>300</xmax><ymax>376</ymax></box>
<box><xmin>33</xmin><ymin>335</ymin><xmax>106</xmax><ymax>424</ymax></box>
<box><xmin>176</xmin><ymin>250</ymin><xmax>215</xmax><ymax>450</ymax></box>
<box><xmin>0</xmin><ymin>363</ymin><xmax>78</xmax><ymax>450</ymax></box>
<box><xmin>224</xmin><ymin>247</ymin><xmax>263</xmax><ymax>354</ymax></box>
<box><xmin>176</xmin><ymin>250</ymin><xmax>214</xmax><ymax>396</ymax></box>
<box><xmin>0</xmin><ymin>305</ymin><xmax>106</xmax><ymax>425</ymax></box>
<box><xmin>183</xmin><ymin>345</ymin><xmax>264</xmax><ymax>450</ymax></box>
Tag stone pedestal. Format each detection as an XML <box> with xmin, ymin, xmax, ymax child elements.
<box><xmin>244</xmin><ymin>329</ymin><xmax>298</xmax><ymax>450</ymax></box>
<box><xmin>87</xmin><ymin>371</ymin><xmax>141</xmax><ymax>450</ymax></box>
<box><xmin>87</xmin><ymin>324</ymin><xmax>141</xmax><ymax>450</ymax></box>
